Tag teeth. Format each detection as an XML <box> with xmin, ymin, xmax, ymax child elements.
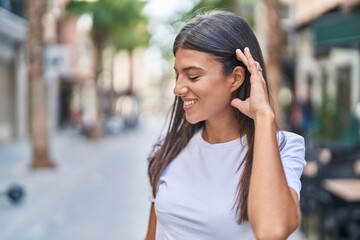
<box><xmin>184</xmin><ymin>99</ymin><xmax>197</xmax><ymax>106</ymax></box>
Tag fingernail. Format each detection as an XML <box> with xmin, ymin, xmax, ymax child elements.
<box><xmin>245</xmin><ymin>47</ymin><xmax>250</xmax><ymax>52</ymax></box>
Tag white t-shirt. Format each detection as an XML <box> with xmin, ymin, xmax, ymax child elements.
<box><xmin>154</xmin><ymin>130</ymin><xmax>306</xmax><ymax>240</ymax></box>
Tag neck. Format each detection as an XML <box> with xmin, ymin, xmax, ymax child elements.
<box><xmin>202</xmin><ymin>114</ymin><xmax>241</xmax><ymax>144</ymax></box>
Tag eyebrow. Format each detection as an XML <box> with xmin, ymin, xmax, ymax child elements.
<box><xmin>173</xmin><ymin>66</ymin><xmax>204</xmax><ymax>72</ymax></box>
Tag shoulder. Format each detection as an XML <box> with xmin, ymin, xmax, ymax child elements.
<box><xmin>277</xmin><ymin>131</ymin><xmax>305</xmax><ymax>148</ymax></box>
<box><xmin>277</xmin><ymin>131</ymin><xmax>306</xmax><ymax>199</ymax></box>
<box><xmin>277</xmin><ymin>131</ymin><xmax>305</xmax><ymax>159</ymax></box>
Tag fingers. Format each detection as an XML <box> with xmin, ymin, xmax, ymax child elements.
<box><xmin>243</xmin><ymin>47</ymin><xmax>259</xmax><ymax>73</ymax></box>
<box><xmin>231</xmin><ymin>98</ymin><xmax>252</xmax><ymax>118</ymax></box>
<box><xmin>255</xmin><ymin>61</ymin><xmax>265</xmax><ymax>80</ymax></box>
<box><xmin>231</xmin><ymin>98</ymin><xmax>245</xmax><ymax>112</ymax></box>
<box><xmin>236</xmin><ymin>49</ymin><xmax>248</xmax><ymax>68</ymax></box>
<box><xmin>235</xmin><ymin>47</ymin><xmax>263</xmax><ymax>77</ymax></box>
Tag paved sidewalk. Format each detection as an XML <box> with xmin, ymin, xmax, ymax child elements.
<box><xmin>0</xmin><ymin>114</ymin><xmax>166</xmax><ymax>240</ymax></box>
<box><xmin>0</xmin><ymin>114</ymin><xmax>311</xmax><ymax>240</ymax></box>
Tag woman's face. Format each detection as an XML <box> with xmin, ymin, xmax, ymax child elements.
<box><xmin>173</xmin><ymin>48</ymin><xmax>236</xmax><ymax>124</ymax></box>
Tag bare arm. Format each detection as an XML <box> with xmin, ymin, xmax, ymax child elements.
<box><xmin>249</xmin><ymin>112</ymin><xmax>300</xmax><ymax>239</ymax></box>
<box><xmin>145</xmin><ymin>203</ymin><xmax>157</xmax><ymax>240</ymax></box>
<box><xmin>231</xmin><ymin>48</ymin><xmax>300</xmax><ymax>239</ymax></box>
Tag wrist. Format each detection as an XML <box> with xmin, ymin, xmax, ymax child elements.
<box><xmin>253</xmin><ymin>109</ymin><xmax>276</xmax><ymax>126</ymax></box>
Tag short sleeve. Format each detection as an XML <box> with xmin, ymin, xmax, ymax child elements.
<box><xmin>277</xmin><ymin>131</ymin><xmax>306</xmax><ymax>199</ymax></box>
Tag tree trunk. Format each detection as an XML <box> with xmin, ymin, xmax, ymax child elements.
<box><xmin>27</xmin><ymin>0</ymin><xmax>55</xmax><ymax>168</ymax></box>
<box><xmin>128</xmin><ymin>50</ymin><xmax>134</xmax><ymax>93</ymax></box>
<box><xmin>87</xmin><ymin>40</ymin><xmax>103</xmax><ymax>139</ymax></box>
<box><xmin>265</xmin><ymin>0</ymin><xmax>284</xmax><ymax>123</ymax></box>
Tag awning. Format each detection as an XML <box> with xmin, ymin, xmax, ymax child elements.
<box><xmin>312</xmin><ymin>9</ymin><xmax>360</xmax><ymax>49</ymax></box>
<box><xmin>0</xmin><ymin>8</ymin><xmax>27</xmax><ymax>44</ymax></box>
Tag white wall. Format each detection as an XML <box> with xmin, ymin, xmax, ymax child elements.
<box><xmin>15</xmin><ymin>45</ymin><xmax>28</xmax><ymax>139</ymax></box>
<box><xmin>295</xmin><ymin>29</ymin><xmax>360</xmax><ymax>112</ymax></box>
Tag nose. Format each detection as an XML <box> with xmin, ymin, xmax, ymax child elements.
<box><xmin>173</xmin><ymin>79</ymin><xmax>189</xmax><ymax>96</ymax></box>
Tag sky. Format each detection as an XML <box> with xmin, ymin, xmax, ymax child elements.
<box><xmin>143</xmin><ymin>0</ymin><xmax>196</xmax><ymax>22</ymax></box>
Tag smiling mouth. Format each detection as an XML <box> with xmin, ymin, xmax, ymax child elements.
<box><xmin>184</xmin><ymin>99</ymin><xmax>198</xmax><ymax>106</ymax></box>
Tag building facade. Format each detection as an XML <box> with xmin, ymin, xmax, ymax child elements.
<box><xmin>0</xmin><ymin>0</ymin><xmax>81</xmax><ymax>144</ymax></box>
<box><xmin>0</xmin><ymin>1</ymin><xmax>27</xmax><ymax>143</ymax></box>
<box><xmin>292</xmin><ymin>0</ymin><xmax>360</xmax><ymax>142</ymax></box>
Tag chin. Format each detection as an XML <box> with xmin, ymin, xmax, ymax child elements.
<box><xmin>185</xmin><ymin>115</ymin><xmax>202</xmax><ymax>125</ymax></box>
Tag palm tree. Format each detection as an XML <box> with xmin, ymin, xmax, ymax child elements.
<box><xmin>27</xmin><ymin>0</ymin><xmax>55</xmax><ymax>168</ymax></box>
<box><xmin>110</xmin><ymin>1</ymin><xmax>149</xmax><ymax>92</ymax></box>
<box><xmin>186</xmin><ymin>0</ymin><xmax>239</xmax><ymax>17</ymax></box>
<box><xmin>265</xmin><ymin>0</ymin><xmax>284</xmax><ymax>122</ymax></box>
<box><xmin>66</xmin><ymin>0</ymin><xmax>148</xmax><ymax>137</ymax></box>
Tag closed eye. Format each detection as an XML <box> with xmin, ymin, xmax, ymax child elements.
<box><xmin>188</xmin><ymin>76</ymin><xmax>199</xmax><ymax>81</ymax></box>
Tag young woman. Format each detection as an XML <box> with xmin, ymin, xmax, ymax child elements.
<box><xmin>146</xmin><ymin>10</ymin><xmax>305</xmax><ymax>240</ymax></box>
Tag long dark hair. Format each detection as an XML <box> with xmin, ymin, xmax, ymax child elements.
<box><xmin>148</xmin><ymin>10</ymin><xmax>276</xmax><ymax>223</ymax></box>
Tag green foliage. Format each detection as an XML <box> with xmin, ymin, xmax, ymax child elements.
<box><xmin>65</xmin><ymin>0</ymin><xmax>149</xmax><ymax>51</ymax></box>
<box><xmin>182</xmin><ymin>0</ymin><xmax>257</xmax><ymax>27</ymax></box>
<box><xmin>183</xmin><ymin>0</ymin><xmax>237</xmax><ymax>20</ymax></box>
<box><xmin>313</xmin><ymin>94</ymin><xmax>342</xmax><ymax>141</ymax></box>
<box><xmin>313</xmin><ymin>94</ymin><xmax>360</xmax><ymax>145</ymax></box>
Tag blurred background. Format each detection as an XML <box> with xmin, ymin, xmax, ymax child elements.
<box><xmin>0</xmin><ymin>0</ymin><xmax>360</xmax><ymax>239</ymax></box>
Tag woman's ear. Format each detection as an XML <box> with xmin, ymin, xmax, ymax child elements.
<box><xmin>230</xmin><ymin>66</ymin><xmax>245</xmax><ymax>92</ymax></box>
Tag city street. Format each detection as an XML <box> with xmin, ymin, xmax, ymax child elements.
<box><xmin>0</xmin><ymin>114</ymin><xmax>165</xmax><ymax>240</ymax></box>
<box><xmin>0</xmin><ymin>114</ymin><xmax>310</xmax><ymax>240</ymax></box>
<box><xmin>1</xmin><ymin>1</ymin><xmax>358</xmax><ymax>239</ymax></box>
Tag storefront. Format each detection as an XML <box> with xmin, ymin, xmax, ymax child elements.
<box><xmin>295</xmin><ymin>6</ymin><xmax>360</xmax><ymax>142</ymax></box>
<box><xmin>0</xmin><ymin>3</ymin><xmax>27</xmax><ymax>143</ymax></box>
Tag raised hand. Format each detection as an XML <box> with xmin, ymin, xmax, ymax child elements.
<box><xmin>231</xmin><ymin>47</ymin><xmax>274</xmax><ymax>120</ymax></box>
